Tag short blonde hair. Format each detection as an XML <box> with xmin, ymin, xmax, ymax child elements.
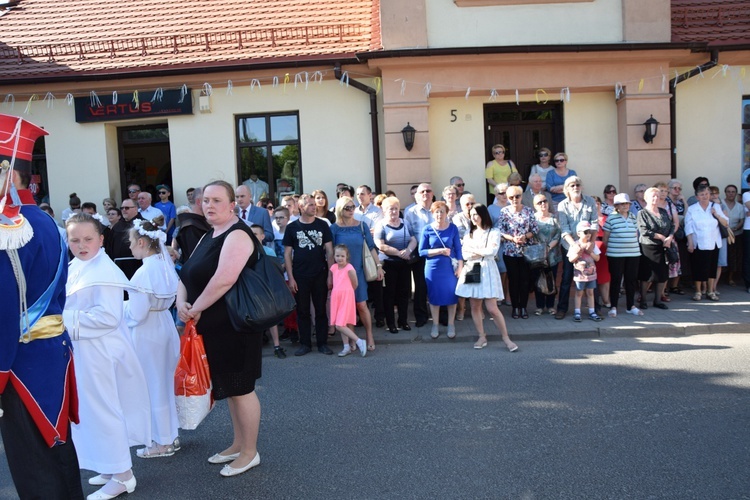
<box><xmin>506</xmin><ymin>185</ymin><xmax>523</xmax><ymax>198</ymax></box>
<box><xmin>381</xmin><ymin>196</ymin><xmax>400</xmax><ymax>210</ymax></box>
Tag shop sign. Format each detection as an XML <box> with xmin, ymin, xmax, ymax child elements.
<box><xmin>74</xmin><ymin>89</ymin><xmax>193</xmax><ymax>123</ymax></box>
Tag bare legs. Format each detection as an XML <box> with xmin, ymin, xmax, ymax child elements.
<box><xmin>219</xmin><ymin>392</ymin><xmax>261</xmax><ymax>470</ymax></box>
<box><xmin>356</xmin><ymin>301</ymin><xmax>374</xmax><ymax>349</ymax></box>
<box><xmin>468</xmin><ymin>298</ymin><xmax>516</xmax><ymax>351</ymax></box>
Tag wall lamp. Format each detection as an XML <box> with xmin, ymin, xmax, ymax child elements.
<box><xmin>643</xmin><ymin>115</ymin><xmax>659</xmax><ymax>143</ymax></box>
<box><xmin>401</xmin><ymin>122</ymin><xmax>416</xmax><ymax>151</ymax></box>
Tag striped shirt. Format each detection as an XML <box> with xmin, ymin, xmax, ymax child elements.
<box><xmin>603</xmin><ymin>212</ymin><xmax>641</xmax><ymax>258</ymax></box>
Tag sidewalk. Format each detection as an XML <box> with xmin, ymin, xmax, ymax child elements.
<box><xmin>366</xmin><ymin>284</ymin><xmax>750</xmax><ymax>346</ymax></box>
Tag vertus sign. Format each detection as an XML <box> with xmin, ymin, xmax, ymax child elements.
<box><xmin>74</xmin><ymin>89</ymin><xmax>193</xmax><ymax>123</ymax></box>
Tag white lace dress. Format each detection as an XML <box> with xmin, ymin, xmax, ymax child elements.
<box><xmin>455</xmin><ymin>228</ymin><xmax>504</xmax><ymax>300</ymax></box>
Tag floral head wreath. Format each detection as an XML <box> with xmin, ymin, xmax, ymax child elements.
<box><xmin>133</xmin><ymin>218</ymin><xmax>166</xmax><ymax>243</ymax></box>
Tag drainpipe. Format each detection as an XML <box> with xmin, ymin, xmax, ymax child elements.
<box><xmin>669</xmin><ymin>49</ymin><xmax>719</xmax><ymax>179</ymax></box>
<box><xmin>334</xmin><ymin>63</ymin><xmax>382</xmax><ymax>194</ymax></box>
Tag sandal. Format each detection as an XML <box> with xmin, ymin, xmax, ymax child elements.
<box><xmin>367</xmin><ymin>345</ymin><xmax>376</xmax><ymax>351</ymax></box>
<box><xmin>707</xmin><ymin>292</ymin><xmax>719</xmax><ymax>301</ymax></box>
<box><xmin>660</xmin><ymin>295</ymin><xmax>671</xmax><ymax>302</ymax></box>
<box><xmin>627</xmin><ymin>307</ymin><xmax>644</xmax><ymax>316</ymax></box>
<box><xmin>670</xmin><ymin>287</ymin><xmax>685</xmax><ymax>295</ymax></box>
<box><xmin>137</xmin><ymin>442</ymin><xmax>175</xmax><ymax>459</ymax></box>
<box><xmin>692</xmin><ymin>293</ymin><xmax>701</xmax><ymax>301</ymax></box>
<box><xmin>608</xmin><ymin>307</ymin><xmax>617</xmax><ymax>318</ymax></box>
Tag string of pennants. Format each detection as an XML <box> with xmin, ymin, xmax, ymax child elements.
<box><xmin>1</xmin><ymin>64</ymin><xmax>746</xmax><ymax>115</ymax></box>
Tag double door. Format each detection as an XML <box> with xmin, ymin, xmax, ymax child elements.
<box><xmin>484</xmin><ymin>103</ymin><xmax>564</xmax><ymax>203</ymax></box>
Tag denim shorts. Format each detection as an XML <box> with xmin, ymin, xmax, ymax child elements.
<box><xmin>574</xmin><ymin>280</ymin><xmax>597</xmax><ymax>291</ymax></box>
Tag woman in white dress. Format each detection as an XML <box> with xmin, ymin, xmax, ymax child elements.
<box><xmin>64</xmin><ymin>213</ymin><xmax>151</xmax><ymax>500</ymax></box>
<box><xmin>455</xmin><ymin>204</ymin><xmax>518</xmax><ymax>352</ymax></box>
<box><xmin>125</xmin><ymin>219</ymin><xmax>181</xmax><ymax>459</ymax></box>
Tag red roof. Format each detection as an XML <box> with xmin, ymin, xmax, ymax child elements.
<box><xmin>0</xmin><ymin>0</ymin><xmax>381</xmax><ymax>82</ymax></box>
<box><xmin>672</xmin><ymin>0</ymin><xmax>750</xmax><ymax>45</ymax></box>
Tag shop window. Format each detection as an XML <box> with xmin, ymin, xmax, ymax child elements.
<box><xmin>236</xmin><ymin>113</ymin><xmax>301</xmax><ymax>205</ymax></box>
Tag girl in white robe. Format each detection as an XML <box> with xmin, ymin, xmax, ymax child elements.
<box><xmin>124</xmin><ymin>219</ymin><xmax>181</xmax><ymax>458</ymax></box>
<box><xmin>64</xmin><ymin>213</ymin><xmax>151</xmax><ymax>500</ymax></box>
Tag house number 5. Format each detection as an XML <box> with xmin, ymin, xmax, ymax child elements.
<box><xmin>450</xmin><ymin>109</ymin><xmax>457</xmax><ymax>122</ymax></box>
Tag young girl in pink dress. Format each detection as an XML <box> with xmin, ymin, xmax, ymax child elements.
<box><xmin>330</xmin><ymin>244</ymin><xmax>367</xmax><ymax>357</ymax></box>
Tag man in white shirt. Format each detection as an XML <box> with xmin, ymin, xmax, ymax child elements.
<box><xmin>242</xmin><ymin>174</ymin><xmax>269</xmax><ymax>206</ymax></box>
<box><xmin>354</xmin><ymin>184</ymin><xmax>381</xmax><ymax>228</ymax></box>
<box><xmin>403</xmin><ymin>183</ymin><xmax>434</xmax><ymax>327</ymax></box>
<box><xmin>136</xmin><ymin>191</ymin><xmax>164</xmax><ymax>223</ymax></box>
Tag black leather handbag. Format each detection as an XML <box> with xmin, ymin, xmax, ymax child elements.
<box><xmin>225</xmin><ymin>249</ymin><xmax>296</xmax><ymax>333</ymax></box>
<box><xmin>464</xmin><ymin>262</ymin><xmax>481</xmax><ymax>283</ymax></box>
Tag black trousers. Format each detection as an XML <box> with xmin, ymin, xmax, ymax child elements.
<box><xmin>410</xmin><ymin>257</ymin><xmax>429</xmax><ymax>324</ymax></box>
<box><xmin>0</xmin><ymin>383</ymin><xmax>84</xmax><ymax>499</ymax></box>
<box><xmin>383</xmin><ymin>259</ymin><xmax>411</xmax><ymax>327</ymax></box>
<box><xmin>294</xmin><ymin>270</ymin><xmax>329</xmax><ymax>348</ymax></box>
<box><xmin>503</xmin><ymin>255</ymin><xmax>530</xmax><ymax>309</ymax></box>
<box><xmin>608</xmin><ymin>256</ymin><xmax>639</xmax><ymax>310</ymax></box>
<box><xmin>367</xmin><ymin>279</ymin><xmax>385</xmax><ymax>322</ymax></box>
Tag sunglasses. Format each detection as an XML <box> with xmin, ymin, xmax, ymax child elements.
<box><xmin>496</xmin><ymin>191</ymin><xmax>506</xmax><ymax>196</ymax></box>
<box><xmin>554</xmin><ymin>158</ymin><xmax>566</xmax><ymax>163</ymax></box>
<box><xmin>121</xmin><ymin>206</ymin><xmax>135</xmax><ymax>210</ymax></box>
<box><xmin>418</xmin><ymin>190</ymin><xmax>433</xmax><ymax>194</ymax></box>
<box><xmin>493</xmin><ymin>151</ymin><xmax>505</xmax><ymax>155</ymax></box>
<box><xmin>536</xmin><ymin>200</ymin><xmax>548</xmax><ymax>205</ymax></box>
<box><xmin>605</xmin><ymin>190</ymin><xmax>616</xmax><ymax>194</ymax></box>
<box><xmin>128</xmin><ymin>189</ymin><xmax>139</xmax><ymax>193</ymax></box>
<box><xmin>538</xmin><ymin>152</ymin><xmax>549</xmax><ymax>157</ymax></box>
<box><xmin>508</xmin><ymin>195</ymin><xmax>521</xmax><ymax>200</ymax></box>
<box><xmin>672</xmin><ymin>187</ymin><xmax>682</xmax><ymax>191</ymax></box>
<box><xmin>343</xmin><ymin>206</ymin><xmax>356</xmax><ymax>211</ymax></box>
<box><xmin>570</xmin><ymin>183</ymin><xmax>581</xmax><ymax>188</ymax></box>
<box><xmin>455</xmin><ymin>183</ymin><xmax>465</xmax><ymax>187</ymax></box>
<box><xmin>158</xmin><ymin>191</ymin><xmax>168</xmax><ymax>195</ymax></box>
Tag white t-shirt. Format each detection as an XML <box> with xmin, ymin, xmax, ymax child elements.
<box><xmin>743</xmin><ymin>192</ymin><xmax>750</xmax><ymax>231</ymax></box>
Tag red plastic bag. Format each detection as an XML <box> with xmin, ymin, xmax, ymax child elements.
<box><xmin>174</xmin><ymin>320</ymin><xmax>214</xmax><ymax>430</ymax></box>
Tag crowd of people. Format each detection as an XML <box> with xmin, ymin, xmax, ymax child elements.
<box><xmin>5</xmin><ymin>135</ymin><xmax>747</xmax><ymax>498</ymax></box>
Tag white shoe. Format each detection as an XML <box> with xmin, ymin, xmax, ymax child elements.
<box><xmin>86</xmin><ymin>475</ymin><xmax>136</xmax><ymax>500</ymax></box>
<box><xmin>338</xmin><ymin>347</ymin><xmax>351</xmax><ymax>357</ymax></box>
<box><xmin>356</xmin><ymin>338</ymin><xmax>367</xmax><ymax>357</ymax></box>
<box><xmin>208</xmin><ymin>451</ymin><xmax>240</xmax><ymax>464</ymax></box>
<box><xmin>220</xmin><ymin>452</ymin><xmax>261</xmax><ymax>477</ymax></box>
<box><xmin>430</xmin><ymin>325</ymin><xmax>439</xmax><ymax>339</ymax></box>
<box><xmin>88</xmin><ymin>474</ymin><xmax>111</xmax><ymax>486</ymax></box>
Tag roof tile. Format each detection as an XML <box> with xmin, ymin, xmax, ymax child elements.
<box><xmin>672</xmin><ymin>0</ymin><xmax>750</xmax><ymax>45</ymax></box>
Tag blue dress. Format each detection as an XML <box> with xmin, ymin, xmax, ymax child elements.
<box><xmin>419</xmin><ymin>223</ymin><xmax>463</xmax><ymax>306</ymax></box>
<box><xmin>331</xmin><ymin>222</ymin><xmax>376</xmax><ymax>303</ymax></box>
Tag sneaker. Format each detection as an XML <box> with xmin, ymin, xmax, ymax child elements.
<box><xmin>356</xmin><ymin>338</ymin><xmax>367</xmax><ymax>357</ymax></box>
<box><xmin>338</xmin><ymin>346</ymin><xmax>351</xmax><ymax>357</ymax></box>
<box><xmin>573</xmin><ymin>313</ymin><xmax>581</xmax><ymax>322</ymax></box>
<box><xmin>274</xmin><ymin>346</ymin><xmax>286</xmax><ymax>359</ymax></box>
<box><xmin>589</xmin><ymin>312</ymin><xmax>603</xmax><ymax>322</ymax></box>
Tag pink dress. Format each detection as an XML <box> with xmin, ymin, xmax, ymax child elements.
<box><xmin>330</xmin><ymin>263</ymin><xmax>357</xmax><ymax>327</ymax></box>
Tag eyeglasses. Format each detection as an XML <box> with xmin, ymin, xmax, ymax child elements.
<box><xmin>570</xmin><ymin>183</ymin><xmax>581</xmax><ymax>188</ymax></box>
<box><xmin>464</xmin><ymin>202</ymin><xmax>475</xmax><ymax>207</ymax></box>
<box><xmin>496</xmin><ymin>191</ymin><xmax>506</xmax><ymax>196</ymax></box>
<box><xmin>128</xmin><ymin>189</ymin><xmax>139</xmax><ymax>193</ymax></box>
<box><xmin>455</xmin><ymin>183</ymin><xmax>465</xmax><ymax>187</ymax></box>
<box><xmin>508</xmin><ymin>195</ymin><xmax>521</xmax><ymax>200</ymax></box>
<box><xmin>121</xmin><ymin>206</ymin><xmax>135</xmax><ymax>210</ymax></box>
<box><xmin>493</xmin><ymin>151</ymin><xmax>505</xmax><ymax>155</ymax></box>
<box><xmin>538</xmin><ymin>152</ymin><xmax>549</xmax><ymax>158</ymax></box>
<box><xmin>158</xmin><ymin>191</ymin><xmax>168</xmax><ymax>195</ymax></box>
<box><xmin>605</xmin><ymin>190</ymin><xmax>616</xmax><ymax>194</ymax></box>
<box><xmin>418</xmin><ymin>190</ymin><xmax>432</xmax><ymax>194</ymax></box>
<box><xmin>343</xmin><ymin>206</ymin><xmax>356</xmax><ymax>211</ymax></box>
<box><xmin>536</xmin><ymin>200</ymin><xmax>548</xmax><ymax>205</ymax></box>
<box><xmin>672</xmin><ymin>187</ymin><xmax>682</xmax><ymax>191</ymax></box>
<box><xmin>554</xmin><ymin>158</ymin><xmax>566</xmax><ymax>163</ymax></box>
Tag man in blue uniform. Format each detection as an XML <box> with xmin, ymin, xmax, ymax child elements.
<box><xmin>0</xmin><ymin>114</ymin><xmax>83</xmax><ymax>499</ymax></box>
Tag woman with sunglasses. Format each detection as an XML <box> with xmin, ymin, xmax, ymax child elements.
<box><xmin>545</xmin><ymin>153</ymin><xmax>577</xmax><ymax>208</ymax></box>
<box><xmin>529</xmin><ymin>147</ymin><xmax>554</xmax><ymax>191</ymax></box>
<box><xmin>601</xmin><ymin>185</ymin><xmax>617</xmax><ymax>216</ymax></box>
<box><xmin>498</xmin><ymin>185</ymin><xmax>538</xmax><ymax>319</ymax></box>
<box><xmin>485</xmin><ymin>145</ymin><xmax>517</xmax><ymax>200</ymax></box>
<box><xmin>532</xmin><ymin>194</ymin><xmax>561</xmax><ymax>315</ymax></box>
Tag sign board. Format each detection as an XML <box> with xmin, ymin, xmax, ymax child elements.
<box><xmin>74</xmin><ymin>89</ymin><xmax>193</xmax><ymax>123</ymax></box>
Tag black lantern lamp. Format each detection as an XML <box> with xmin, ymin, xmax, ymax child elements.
<box><xmin>401</xmin><ymin>122</ymin><xmax>416</xmax><ymax>151</ymax></box>
<box><xmin>643</xmin><ymin>115</ymin><xmax>659</xmax><ymax>143</ymax></box>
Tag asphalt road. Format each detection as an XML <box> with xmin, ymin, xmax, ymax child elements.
<box><xmin>2</xmin><ymin>333</ymin><xmax>750</xmax><ymax>499</ymax></box>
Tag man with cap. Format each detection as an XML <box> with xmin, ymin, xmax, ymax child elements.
<box><xmin>154</xmin><ymin>183</ymin><xmax>177</xmax><ymax>242</ymax></box>
<box><xmin>0</xmin><ymin>113</ymin><xmax>84</xmax><ymax>498</ymax></box>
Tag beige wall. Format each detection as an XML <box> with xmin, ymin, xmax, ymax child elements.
<box><xmin>426</xmin><ymin>92</ymin><xmax>621</xmax><ymax>200</ymax></box>
<box><xmin>675</xmin><ymin>69</ymin><xmax>747</xmax><ymax>193</ymax></box>
<box><xmin>424</xmin><ymin>0</ymin><xmax>624</xmax><ymax>47</ymax></box>
<box><xmin>5</xmin><ymin>78</ymin><xmax>375</xmax><ymax>220</ymax></box>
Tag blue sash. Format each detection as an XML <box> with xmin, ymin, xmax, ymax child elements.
<box><xmin>21</xmin><ymin>233</ymin><xmax>66</xmax><ymax>334</ymax></box>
